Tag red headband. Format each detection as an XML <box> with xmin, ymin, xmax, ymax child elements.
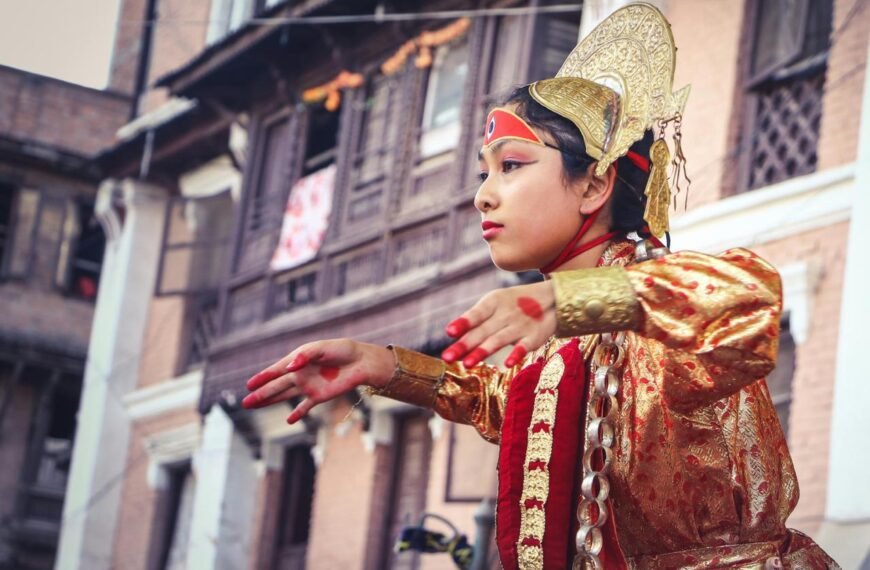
<box><xmin>482</xmin><ymin>108</ymin><xmax>546</xmax><ymax>149</ymax></box>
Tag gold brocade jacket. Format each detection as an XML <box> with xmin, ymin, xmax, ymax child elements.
<box><xmin>377</xmin><ymin>241</ymin><xmax>838</xmax><ymax>569</ymax></box>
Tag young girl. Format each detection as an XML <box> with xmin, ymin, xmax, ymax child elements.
<box><xmin>242</xmin><ymin>5</ymin><xmax>838</xmax><ymax>569</ymax></box>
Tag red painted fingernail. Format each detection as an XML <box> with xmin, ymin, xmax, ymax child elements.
<box><xmin>503</xmin><ymin>345</ymin><xmax>527</xmax><ymax>368</ymax></box>
<box><xmin>242</xmin><ymin>393</ymin><xmax>259</xmax><ymax>409</ymax></box>
<box><xmin>463</xmin><ymin>348</ymin><xmax>489</xmax><ymax>368</ymax></box>
<box><xmin>286</xmin><ymin>354</ymin><xmax>309</xmax><ymax>372</ymax></box>
<box><xmin>445</xmin><ymin>318</ymin><xmax>470</xmax><ymax>338</ymax></box>
<box><xmin>441</xmin><ymin>342</ymin><xmax>466</xmax><ymax>363</ymax></box>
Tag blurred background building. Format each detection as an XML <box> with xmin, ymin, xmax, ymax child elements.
<box><xmin>0</xmin><ymin>0</ymin><xmax>868</xmax><ymax>569</ymax></box>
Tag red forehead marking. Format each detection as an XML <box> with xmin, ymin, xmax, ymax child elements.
<box><xmin>482</xmin><ymin>108</ymin><xmax>545</xmax><ymax>149</ymax></box>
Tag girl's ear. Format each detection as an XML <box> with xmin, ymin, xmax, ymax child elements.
<box><xmin>579</xmin><ymin>162</ymin><xmax>616</xmax><ymax>215</ymax></box>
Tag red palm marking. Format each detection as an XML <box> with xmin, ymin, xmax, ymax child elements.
<box><xmin>319</xmin><ymin>366</ymin><xmax>340</xmax><ymax>381</ymax></box>
<box><xmin>517</xmin><ymin>296</ymin><xmax>544</xmax><ymax>320</ymax></box>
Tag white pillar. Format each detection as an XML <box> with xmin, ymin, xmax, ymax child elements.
<box><xmin>56</xmin><ymin>179</ymin><xmax>168</xmax><ymax>570</ymax></box>
<box><xmin>186</xmin><ymin>405</ymin><xmax>258</xmax><ymax>570</ymax></box>
<box><xmin>827</xmin><ymin>40</ymin><xmax>870</xmax><ymax>520</ymax></box>
<box><xmin>822</xmin><ymin>40</ymin><xmax>870</xmax><ymax>564</ymax></box>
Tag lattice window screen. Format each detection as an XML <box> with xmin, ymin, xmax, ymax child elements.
<box><xmin>747</xmin><ymin>72</ymin><xmax>825</xmax><ymax>190</ymax></box>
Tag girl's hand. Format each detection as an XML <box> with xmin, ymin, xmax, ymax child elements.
<box><xmin>442</xmin><ymin>280</ymin><xmax>556</xmax><ymax>368</ymax></box>
<box><xmin>241</xmin><ymin>339</ymin><xmax>394</xmax><ymax>424</ymax></box>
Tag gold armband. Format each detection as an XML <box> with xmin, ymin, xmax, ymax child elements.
<box><xmin>551</xmin><ymin>267</ymin><xmax>641</xmax><ymax>337</ymax></box>
<box><xmin>366</xmin><ymin>345</ymin><xmax>446</xmax><ymax>409</ymax></box>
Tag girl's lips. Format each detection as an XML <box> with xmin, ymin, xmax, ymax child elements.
<box><xmin>482</xmin><ymin>226</ymin><xmax>504</xmax><ymax>240</ymax></box>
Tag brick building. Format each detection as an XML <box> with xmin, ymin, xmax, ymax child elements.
<box><xmin>0</xmin><ymin>66</ymin><xmax>130</xmax><ymax>568</ymax></box>
<box><xmin>55</xmin><ymin>0</ymin><xmax>870</xmax><ymax>569</ymax></box>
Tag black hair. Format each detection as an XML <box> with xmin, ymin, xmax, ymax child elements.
<box><xmin>501</xmin><ymin>85</ymin><xmax>654</xmax><ymax>235</ymax></box>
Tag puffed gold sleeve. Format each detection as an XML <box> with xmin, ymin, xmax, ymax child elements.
<box><xmin>373</xmin><ymin>345</ymin><xmax>512</xmax><ymax>443</ymax></box>
<box><xmin>553</xmin><ymin>248</ymin><xmax>782</xmax><ymax>409</ymax></box>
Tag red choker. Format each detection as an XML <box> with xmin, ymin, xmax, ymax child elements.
<box><xmin>539</xmin><ymin>208</ymin><xmax>618</xmax><ymax>274</ymax></box>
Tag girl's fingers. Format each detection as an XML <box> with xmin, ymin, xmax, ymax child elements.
<box><xmin>445</xmin><ymin>296</ymin><xmax>497</xmax><ymax>338</ymax></box>
<box><xmin>246</xmin><ymin>345</ymin><xmax>329</xmax><ymax>391</ymax></box>
<box><xmin>242</xmin><ymin>372</ymin><xmax>297</xmax><ymax>409</ymax></box>
<box><xmin>246</xmin><ymin>367</ymin><xmax>285</xmax><ymax>391</ymax></box>
<box><xmin>503</xmin><ymin>344</ymin><xmax>528</xmax><ymax>368</ymax></box>
<box><xmin>463</xmin><ymin>328</ymin><xmax>522</xmax><ymax>368</ymax></box>
<box><xmin>253</xmin><ymin>384</ymin><xmax>301</xmax><ymax>408</ymax></box>
<box><xmin>442</xmin><ymin>317</ymin><xmax>503</xmax><ymax>364</ymax></box>
<box><xmin>287</xmin><ymin>398</ymin><xmax>316</xmax><ymax>424</ymax></box>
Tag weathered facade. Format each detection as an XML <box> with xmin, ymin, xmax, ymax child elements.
<box><xmin>54</xmin><ymin>0</ymin><xmax>870</xmax><ymax>569</ymax></box>
<box><xmin>0</xmin><ymin>66</ymin><xmax>130</xmax><ymax>568</ymax></box>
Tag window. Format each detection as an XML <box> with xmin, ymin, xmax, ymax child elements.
<box><xmin>11</xmin><ymin>367</ymin><xmax>82</xmax><ymax>536</ymax></box>
<box><xmin>419</xmin><ymin>41</ymin><xmax>469</xmax><ymax>157</ymax></box>
<box><xmin>61</xmin><ymin>201</ymin><xmax>105</xmax><ymax>300</ymax></box>
<box><xmin>155</xmin><ymin>462</ymin><xmax>196</xmax><ymax>570</ymax></box>
<box><xmin>332</xmin><ymin>246</ymin><xmax>383</xmax><ymax>297</ymax></box>
<box><xmin>237</xmin><ymin>113</ymin><xmax>293</xmax><ymax>275</ymax></box>
<box><xmin>487</xmin><ymin>15</ymin><xmax>527</xmax><ymax>101</ymax></box>
<box><xmin>356</xmin><ymin>75</ymin><xmax>399</xmax><ymax>183</ymax></box>
<box><xmin>739</xmin><ymin>0</ymin><xmax>833</xmax><ymax>191</ymax></box>
<box><xmin>1</xmin><ymin>185</ymin><xmax>40</xmax><ymax>279</ymax></box>
<box><xmin>528</xmin><ymin>9</ymin><xmax>581</xmax><ymax>82</ymax></box>
<box><xmin>272</xmin><ymin>445</ymin><xmax>316</xmax><ymax>570</ymax></box>
<box><xmin>302</xmin><ymin>107</ymin><xmax>339</xmax><ymax>176</ymax></box>
<box><xmin>390</xmin><ymin>222</ymin><xmax>447</xmax><ymax>276</ymax></box>
<box><xmin>342</xmin><ymin>73</ymin><xmax>406</xmax><ymax>229</ymax></box>
<box><xmin>206</xmin><ymin>0</ymin><xmax>256</xmax><ymax>44</ymax></box>
<box><xmin>157</xmin><ymin>192</ymin><xmax>233</xmax><ymax>296</ymax></box>
<box><xmin>767</xmin><ymin>316</ymin><xmax>796</xmax><ymax>437</ymax></box>
<box><xmin>156</xmin><ymin>192</ymin><xmax>232</xmax><ymax>368</ymax></box>
<box><xmin>271</xmin><ymin>264</ymin><xmax>319</xmax><ymax>315</ymax></box>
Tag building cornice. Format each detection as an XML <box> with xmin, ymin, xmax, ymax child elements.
<box><xmin>671</xmin><ymin>164</ymin><xmax>855</xmax><ymax>253</ymax></box>
<box><xmin>122</xmin><ymin>369</ymin><xmax>203</xmax><ymax>421</ymax></box>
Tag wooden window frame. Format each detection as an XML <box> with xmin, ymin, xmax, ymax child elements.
<box><xmin>0</xmin><ymin>182</ymin><xmax>42</xmax><ymax>281</ymax></box>
<box><xmin>734</xmin><ymin>0</ymin><xmax>833</xmax><ymax>194</ymax></box>
<box><xmin>230</xmin><ymin>107</ymin><xmax>299</xmax><ymax>283</ymax></box>
<box><xmin>155</xmin><ymin>193</ymin><xmax>233</xmax><ymax>298</ymax></box>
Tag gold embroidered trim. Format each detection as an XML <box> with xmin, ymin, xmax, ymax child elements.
<box><xmin>552</xmin><ymin>267</ymin><xmax>640</xmax><ymax>337</ymax></box>
<box><xmin>516</xmin><ymin>353</ymin><xmax>566</xmax><ymax>567</ymax></box>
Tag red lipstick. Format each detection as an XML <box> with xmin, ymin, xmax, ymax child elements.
<box><xmin>482</xmin><ymin>220</ymin><xmax>504</xmax><ymax>240</ymax></box>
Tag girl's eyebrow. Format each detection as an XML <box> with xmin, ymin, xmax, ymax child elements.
<box><xmin>478</xmin><ymin>140</ymin><xmax>512</xmax><ymax>161</ymax></box>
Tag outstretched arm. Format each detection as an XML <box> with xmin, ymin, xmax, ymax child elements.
<box><xmin>439</xmin><ymin>247</ymin><xmax>782</xmax><ymax>411</ymax></box>
<box><xmin>241</xmin><ymin>339</ymin><xmax>512</xmax><ymax>441</ymax></box>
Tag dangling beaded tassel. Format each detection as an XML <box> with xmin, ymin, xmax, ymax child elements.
<box><xmin>669</xmin><ymin>114</ymin><xmax>692</xmax><ymax>211</ymax></box>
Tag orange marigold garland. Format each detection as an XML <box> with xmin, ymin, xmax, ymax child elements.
<box><xmin>383</xmin><ymin>17</ymin><xmax>471</xmax><ymax>75</ymax></box>
<box><xmin>301</xmin><ymin>70</ymin><xmax>364</xmax><ymax>111</ymax></box>
<box><xmin>302</xmin><ymin>18</ymin><xmax>470</xmax><ymax>111</ymax></box>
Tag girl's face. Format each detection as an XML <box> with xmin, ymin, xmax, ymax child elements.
<box><xmin>475</xmin><ymin>134</ymin><xmax>586</xmax><ymax>272</ymax></box>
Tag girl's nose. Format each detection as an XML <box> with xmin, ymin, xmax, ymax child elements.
<box><xmin>474</xmin><ymin>180</ymin><xmax>498</xmax><ymax>213</ymax></box>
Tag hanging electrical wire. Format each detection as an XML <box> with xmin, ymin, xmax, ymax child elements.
<box><xmin>123</xmin><ymin>3</ymin><xmax>583</xmax><ymax>27</ymax></box>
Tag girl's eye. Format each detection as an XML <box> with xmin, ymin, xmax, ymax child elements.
<box><xmin>502</xmin><ymin>160</ymin><xmax>522</xmax><ymax>173</ymax></box>
<box><xmin>478</xmin><ymin>171</ymin><xmax>489</xmax><ymax>182</ymax></box>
